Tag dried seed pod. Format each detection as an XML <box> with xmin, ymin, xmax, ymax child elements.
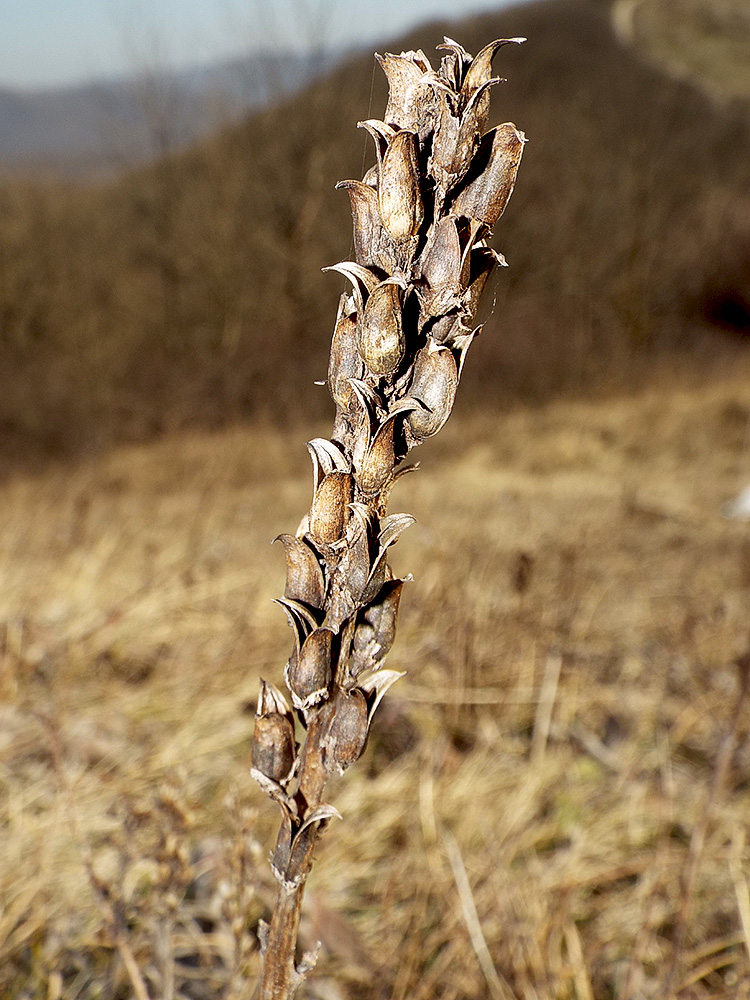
<box><xmin>404</xmin><ymin>344</ymin><xmax>459</xmax><ymax>443</ymax></box>
<box><xmin>309</xmin><ymin>471</ymin><xmax>354</xmax><ymax>546</ymax></box>
<box><xmin>335</xmin><ymin>180</ymin><xmax>382</xmax><ymax>268</ymax></box>
<box><xmin>428</xmin><ymin>244</ymin><xmax>501</xmax><ymax>346</ymax></box>
<box><xmin>322</xmin><ymin>687</ymin><xmax>369</xmax><ymax>774</ymax></box>
<box><xmin>376</xmin><ymin>51</ymin><xmax>430</xmax><ymax>130</ymax></box>
<box><xmin>325</xmin><ymin>504</ymin><xmax>373</xmax><ymax>628</ymax></box>
<box><xmin>252</xmin><ymin>715</ymin><xmax>297</xmax><ymax>786</ymax></box>
<box><xmin>352</xmin><ymin>579</ymin><xmax>405</xmax><ymax>677</ymax></box>
<box><xmin>377</xmin><ymin>129</ymin><xmax>423</xmax><ymax>241</ymax></box>
<box><xmin>356</xmin><ymin>412</ymin><xmax>402</xmax><ymax>495</ymax></box>
<box><xmin>452</xmin><ymin>123</ymin><xmax>526</xmax><ymax>228</ymax></box>
<box><xmin>287</xmin><ymin>627</ymin><xmax>334</xmax><ymax>711</ymax></box>
<box><xmin>251</xmin><ymin>680</ymin><xmax>297</xmax><ymax>788</ymax></box>
<box><xmin>358</xmin><ymin>279</ymin><xmax>406</xmax><ymax>375</ymax></box>
<box><xmin>274</xmin><ymin>534</ymin><xmax>326</xmax><ymax>610</ymax></box>
<box><xmin>419</xmin><ymin>216</ymin><xmax>462</xmax><ymax>321</ymax></box>
<box><xmin>429</xmin><ymin>85</ymin><xmax>460</xmax><ymax>180</ymax></box>
<box><xmin>328</xmin><ymin>299</ymin><xmax>365</xmax><ymax>413</ymax></box>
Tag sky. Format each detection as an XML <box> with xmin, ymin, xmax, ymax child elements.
<box><xmin>1</xmin><ymin>0</ymin><xmax>527</xmax><ymax>90</ymax></box>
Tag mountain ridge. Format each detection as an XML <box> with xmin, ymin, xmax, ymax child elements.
<box><xmin>0</xmin><ymin>48</ymin><xmax>346</xmax><ymax>178</ymax></box>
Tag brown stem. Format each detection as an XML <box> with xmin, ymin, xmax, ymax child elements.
<box><xmin>259</xmin><ymin>880</ymin><xmax>309</xmax><ymax>1000</ymax></box>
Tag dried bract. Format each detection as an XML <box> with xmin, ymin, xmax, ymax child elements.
<box><xmin>322</xmin><ymin>687</ymin><xmax>370</xmax><ymax>774</ymax></box>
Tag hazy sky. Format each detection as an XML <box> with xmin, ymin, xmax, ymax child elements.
<box><xmin>2</xmin><ymin>0</ymin><xmax>527</xmax><ymax>90</ymax></box>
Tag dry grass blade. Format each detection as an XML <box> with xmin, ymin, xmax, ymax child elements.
<box><xmin>531</xmin><ymin>651</ymin><xmax>562</xmax><ymax>764</ymax></box>
<box><xmin>442</xmin><ymin>827</ymin><xmax>516</xmax><ymax>1000</ymax></box>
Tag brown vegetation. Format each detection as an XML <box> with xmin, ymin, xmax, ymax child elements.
<box><xmin>1</xmin><ymin>0</ymin><xmax>749</xmax><ymax>460</ymax></box>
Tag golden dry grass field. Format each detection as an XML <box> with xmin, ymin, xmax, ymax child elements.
<box><xmin>2</xmin><ymin>370</ymin><xmax>750</xmax><ymax>1000</ymax></box>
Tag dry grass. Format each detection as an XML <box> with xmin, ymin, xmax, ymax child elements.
<box><xmin>2</xmin><ymin>372</ymin><xmax>750</xmax><ymax>998</ymax></box>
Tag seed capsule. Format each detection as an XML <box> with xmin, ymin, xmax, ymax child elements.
<box><xmin>251</xmin><ymin>680</ymin><xmax>296</xmax><ymax>787</ymax></box>
<box><xmin>405</xmin><ymin>344</ymin><xmax>458</xmax><ymax>443</ymax></box>
<box><xmin>429</xmin><ymin>86</ymin><xmax>460</xmax><ymax>182</ymax></box>
<box><xmin>378</xmin><ymin>129</ymin><xmax>423</xmax><ymax>241</ymax></box>
<box><xmin>376</xmin><ymin>50</ymin><xmax>432</xmax><ymax>131</ymax></box>
<box><xmin>358</xmin><ymin>279</ymin><xmax>406</xmax><ymax>376</ymax></box>
<box><xmin>419</xmin><ymin>216</ymin><xmax>462</xmax><ymax>321</ymax></box>
<box><xmin>309</xmin><ymin>471</ymin><xmax>354</xmax><ymax>546</ymax></box>
<box><xmin>335</xmin><ymin>179</ymin><xmax>397</xmax><ymax>271</ymax></box>
<box><xmin>252</xmin><ymin>715</ymin><xmax>297</xmax><ymax>785</ymax></box>
<box><xmin>452</xmin><ymin>123</ymin><xmax>526</xmax><ymax>228</ymax></box>
<box><xmin>286</xmin><ymin>627</ymin><xmax>334</xmax><ymax>711</ymax></box>
<box><xmin>352</xmin><ymin>579</ymin><xmax>404</xmax><ymax>676</ymax></box>
<box><xmin>356</xmin><ymin>414</ymin><xmax>397</xmax><ymax>495</ymax></box>
<box><xmin>274</xmin><ymin>534</ymin><xmax>326</xmax><ymax>610</ymax></box>
<box><xmin>322</xmin><ymin>687</ymin><xmax>370</xmax><ymax>774</ymax></box>
<box><xmin>328</xmin><ymin>299</ymin><xmax>365</xmax><ymax>413</ymax></box>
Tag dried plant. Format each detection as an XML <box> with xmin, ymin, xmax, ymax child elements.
<box><xmin>252</xmin><ymin>36</ymin><xmax>526</xmax><ymax>998</ymax></box>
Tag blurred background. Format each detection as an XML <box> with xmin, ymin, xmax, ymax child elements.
<box><xmin>1</xmin><ymin>0</ymin><xmax>748</xmax><ymax>458</ymax></box>
<box><xmin>2</xmin><ymin>1</ymin><xmax>750</xmax><ymax>998</ymax></box>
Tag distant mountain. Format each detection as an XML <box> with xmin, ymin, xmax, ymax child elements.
<box><xmin>0</xmin><ymin>49</ymin><xmax>345</xmax><ymax>178</ymax></box>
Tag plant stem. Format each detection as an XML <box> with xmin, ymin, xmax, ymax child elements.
<box><xmin>252</xmin><ymin>34</ymin><xmax>526</xmax><ymax>998</ymax></box>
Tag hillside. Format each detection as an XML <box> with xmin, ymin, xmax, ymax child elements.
<box><xmin>1</xmin><ymin>0</ymin><xmax>749</xmax><ymax>459</ymax></box>
<box><xmin>613</xmin><ymin>0</ymin><xmax>750</xmax><ymax>106</ymax></box>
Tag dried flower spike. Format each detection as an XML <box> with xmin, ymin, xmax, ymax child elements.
<box><xmin>256</xmin><ymin>36</ymin><xmax>525</xmax><ymax>999</ymax></box>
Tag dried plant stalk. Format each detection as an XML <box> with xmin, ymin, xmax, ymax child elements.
<box><xmin>253</xmin><ymin>36</ymin><xmax>526</xmax><ymax>999</ymax></box>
